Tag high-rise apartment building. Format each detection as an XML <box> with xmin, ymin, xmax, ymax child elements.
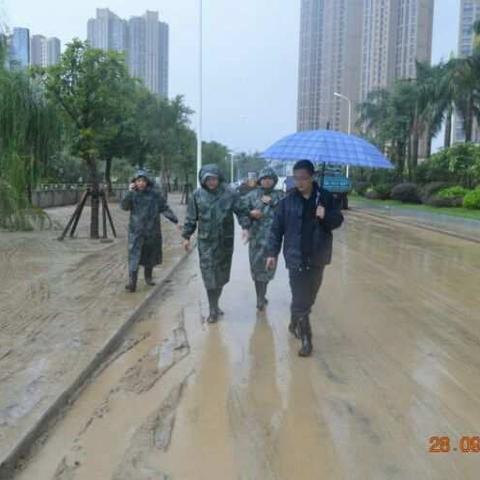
<box><xmin>30</xmin><ymin>34</ymin><xmax>61</xmax><ymax>67</ymax></box>
<box><xmin>47</xmin><ymin>37</ymin><xmax>61</xmax><ymax>66</ymax></box>
<box><xmin>297</xmin><ymin>0</ymin><xmax>364</xmax><ymax>132</ymax></box>
<box><xmin>128</xmin><ymin>16</ymin><xmax>146</xmax><ymax>79</ymax></box>
<box><xmin>87</xmin><ymin>8</ymin><xmax>127</xmax><ymax>53</ymax></box>
<box><xmin>455</xmin><ymin>0</ymin><xmax>480</xmax><ymax>142</ymax></box>
<box><xmin>87</xmin><ymin>8</ymin><xmax>169</xmax><ymax>97</ymax></box>
<box><xmin>297</xmin><ymin>0</ymin><xmax>434</xmax><ymax>132</ymax></box>
<box><xmin>9</xmin><ymin>27</ymin><xmax>30</xmax><ymax>69</ymax></box>
<box><xmin>31</xmin><ymin>34</ymin><xmax>47</xmax><ymax>67</ymax></box>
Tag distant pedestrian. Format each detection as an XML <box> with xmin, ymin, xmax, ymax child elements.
<box><xmin>237</xmin><ymin>171</ymin><xmax>258</xmax><ymax>197</ymax></box>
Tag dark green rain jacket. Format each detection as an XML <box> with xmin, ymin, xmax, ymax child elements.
<box><xmin>182</xmin><ymin>164</ymin><xmax>247</xmax><ymax>289</ymax></box>
<box><xmin>121</xmin><ymin>172</ymin><xmax>178</xmax><ymax>273</ymax></box>
<box><xmin>241</xmin><ymin>167</ymin><xmax>284</xmax><ymax>282</ymax></box>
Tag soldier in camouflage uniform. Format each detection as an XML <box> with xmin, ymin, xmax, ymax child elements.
<box><xmin>121</xmin><ymin>170</ymin><xmax>179</xmax><ymax>292</ymax></box>
<box><xmin>236</xmin><ymin>171</ymin><xmax>258</xmax><ymax>197</ymax></box>
<box><xmin>241</xmin><ymin>167</ymin><xmax>284</xmax><ymax>310</ymax></box>
<box><xmin>182</xmin><ymin>164</ymin><xmax>248</xmax><ymax>323</ymax></box>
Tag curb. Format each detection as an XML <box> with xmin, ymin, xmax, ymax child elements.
<box><xmin>0</xmin><ymin>244</ymin><xmax>194</xmax><ymax>479</ymax></box>
<box><xmin>349</xmin><ymin>208</ymin><xmax>480</xmax><ymax>244</ymax></box>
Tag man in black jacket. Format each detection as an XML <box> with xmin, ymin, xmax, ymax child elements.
<box><xmin>266</xmin><ymin>160</ymin><xmax>344</xmax><ymax>357</ymax></box>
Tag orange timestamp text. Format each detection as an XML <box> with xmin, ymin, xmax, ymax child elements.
<box><xmin>429</xmin><ymin>436</ymin><xmax>480</xmax><ymax>453</ymax></box>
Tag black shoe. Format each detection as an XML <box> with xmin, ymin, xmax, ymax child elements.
<box><xmin>125</xmin><ymin>271</ymin><xmax>138</xmax><ymax>292</ymax></box>
<box><xmin>288</xmin><ymin>316</ymin><xmax>300</xmax><ymax>338</ymax></box>
<box><xmin>298</xmin><ymin>316</ymin><xmax>313</xmax><ymax>357</ymax></box>
<box><xmin>216</xmin><ymin>307</ymin><xmax>225</xmax><ymax>316</ymax></box>
<box><xmin>207</xmin><ymin>309</ymin><xmax>219</xmax><ymax>324</ymax></box>
<box><xmin>144</xmin><ymin>266</ymin><xmax>155</xmax><ymax>286</ymax></box>
<box><xmin>256</xmin><ymin>301</ymin><xmax>266</xmax><ymax>311</ymax></box>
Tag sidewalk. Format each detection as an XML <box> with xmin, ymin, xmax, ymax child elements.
<box><xmin>0</xmin><ymin>195</ymin><xmax>187</xmax><ymax>474</ymax></box>
<box><xmin>350</xmin><ymin>198</ymin><xmax>480</xmax><ymax>242</ymax></box>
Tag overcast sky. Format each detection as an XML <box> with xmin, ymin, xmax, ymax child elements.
<box><xmin>2</xmin><ymin>0</ymin><xmax>461</xmax><ymax>153</ymax></box>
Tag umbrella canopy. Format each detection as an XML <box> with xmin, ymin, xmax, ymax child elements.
<box><xmin>261</xmin><ymin>130</ymin><xmax>394</xmax><ymax>169</ymax></box>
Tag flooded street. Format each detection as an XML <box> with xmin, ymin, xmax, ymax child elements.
<box><xmin>14</xmin><ymin>212</ymin><xmax>480</xmax><ymax>480</ymax></box>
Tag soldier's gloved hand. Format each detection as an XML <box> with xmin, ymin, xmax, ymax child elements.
<box><xmin>242</xmin><ymin>229</ymin><xmax>250</xmax><ymax>244</ymax></box>
<box><xmin>129</xmin><ymin>182</ymin><xmax>136</xmax><ymax>191</ymax></box>
<box><xmin>183</xmin><ymin>239</ymin><xmax>191</xmax><ymax>251</ymax></box>
<box><xmin>266</xmin><ymin>257</ymin><xmax>276</xmax><ymax>270</ymax></box>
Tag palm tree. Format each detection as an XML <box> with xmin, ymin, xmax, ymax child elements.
<box><xmin>413</xmin><ymin>62</ymin><xmax>452</xmax><ymax>158</ymax></box>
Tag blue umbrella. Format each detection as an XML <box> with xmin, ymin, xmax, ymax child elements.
<box><xmin>261</xmin><ymin>129</ymin><xmax>394</xmax><ymax>169</ymax></box>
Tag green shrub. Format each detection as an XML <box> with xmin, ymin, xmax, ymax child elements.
<box><xmin>391</xmin><ymin>183</ymin><xmax>421</xmax><ymax>203</ymax></box>
<box><xmin>364</xmin><ymin>187</ymin><xmax>380</xmax><ymax>200</ymax></box>
<box><xmin>373</xmin><ymin>184</ymin><xmax>391</xmax><ymax>200</ymax></box>
<box><xmin>437</xmin><ymin>186</ymin><xmax>470</xmax><ymax>199</ymax></box>
<box><xmin>463</xmin><ymin>189</ymin><xmax>480</xmax><ymax>209</ymax></box>
<box><xmin>423</xmin><ymin>185</ymin><xmax>468</xmax><ymax>208</ymax></box>
<box><xmin>421</xmin><ymin>182</ymin><xmax>451</xmax><ymax>200</ymax></box>
<box><xmin>416</xmin><ymin>144</ymin><xmax>480</xmax><ymax>187</ymax></box>
<box><xmin>354</xmin><ymin>181</ymin><xmax>370</xmax><ymax>196</ymax></box>
<box><xmin>363</xmin><ymin>184</ymin><xmax>391</xmax><ymax>200</ymax></box>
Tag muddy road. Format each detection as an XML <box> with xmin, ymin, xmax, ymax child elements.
<box><xmin>13</xmin><ymin>212</ymin><xmax>480</xmax><ymax>480</ymax></box>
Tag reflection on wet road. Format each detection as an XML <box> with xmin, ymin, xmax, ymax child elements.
<box><xmin>15</xmin><ymin>211</ymin><xmax>480</xmax><ymax>479</ymax></box>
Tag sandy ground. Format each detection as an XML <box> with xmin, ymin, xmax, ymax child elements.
<box><xmin>12</xmin><ymin>209</ymin><xmax>480</xmax><ymax>480</ymax></box>
<box><xmin>0</xmin><ymin>195</ymin><xmax>186</xmax><ymax>472</ymax></box>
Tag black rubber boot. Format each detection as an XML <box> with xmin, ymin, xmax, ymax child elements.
<box><xmin>144</xmin><ymin>266</ymin><xmax>155</xmax><ymax>286</ymax></box>
<box><xmin>298</xmin><ymin>316</ymin><xmax>313</xmax><ymax>357</ymax></box>
<box><xmin>288</xmin><ymin>314</ymin><xmax>300</xmax><ymax>338</ymax></box>
<box><xmin>215</xmin><ymin>287</ymin><xmax>224</xmax><ymax>316</ymax></box>
<box><xmin>206</xmin><ymin>289</ymin><xmax>219</xmax><ymax>324</ymax></box>
<box><xmin>255</xmin><ymin>282</ymin><xmax>267</xmax><ymax>311</ymax></box>
<box><xmin>125</xmin><ymin>270</ymin><xmax>138</xmax><ymax>293</ymax></box>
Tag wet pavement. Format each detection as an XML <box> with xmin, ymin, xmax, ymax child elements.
<box><xmin>351</xmin><ymin>198</ymin><xmax>480</xmax><ymax>241</ymax></box>
<box><xmin>0</xmin><ymin>196</ymin><xmax>186</xmax><ymax>474</ymax></box>
<box><xmin>10</xmin><ymin>210</ymin><xmax>480</xmax><ymax>479</ymax></box>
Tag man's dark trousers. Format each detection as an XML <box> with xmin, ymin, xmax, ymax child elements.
<box><xmin>289</xmin><ymin>265</ymin><xmax>325</xmax><ymax>318</ymax></box>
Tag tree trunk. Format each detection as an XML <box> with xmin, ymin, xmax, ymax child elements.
<box><xmin>105</xmin><ymin>157</ymin><xmax>113</xmax><ymax>196</ymax></box>
<box><xmin>412</xmin><ymin>130</ymin><xmax>420</xmax><ymax>171</ymax></box>
<box><xmin>87</xmin><ymin>156</ymin><xmax>100</xmax><ymax>239</ymax></box>
<box><xmin>426</xmin><ymin>132</ymin><xmax>432</xmax><ymax>159</ymax></box>
<box><xmin>444</xmin><ymin>106</ymin><xmax>452</xmax><ymax>148</ymax></box>
<box><xmin>464</xmin><ymin>97</ymin><xmax>473</xmax><ymax>142</ymax></box>
<box><xmin>393</xmin><ymin>141</ymin><xmax>403</xmax><ymax>179</ymax></box>
<box><xmin>406</xmin><ymin>137</ymin><xmax>413</xmax><ymax>181</ymax></box>
<box><xmin>26</xmin><ymin>183</ymin><xmax>32</xmax><ymax>205</ymax></box>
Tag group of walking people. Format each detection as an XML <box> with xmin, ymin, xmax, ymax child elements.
<box><xmin>121</xmin><ymin>159</ymin><xmax>343</xmax><ymax>357</ymax></box>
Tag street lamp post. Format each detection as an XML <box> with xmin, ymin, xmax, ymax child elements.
<box><xmin>230</xmin><ymin>152</ymin><xmax>234</xmax><ymax>183</ymax></box>
<box><xmin>197</xmin><ymin>0</ymin><xmax>203</xmax><ymax>188</ymax></box>
<box><xmin>334</xmin><ymin>92</ymin><xmax>352</xmax><ymax>178</ymax></box>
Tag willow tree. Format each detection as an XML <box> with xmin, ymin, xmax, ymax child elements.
<box><xmin>0</xmin><ymin>41</ymin><xmax>60</xmax><ymax>230</ymax></box>
<box><xmin>40</xmin><ymin>39</ymin><xmax>133</xmax><ymax>238</ymax></box>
